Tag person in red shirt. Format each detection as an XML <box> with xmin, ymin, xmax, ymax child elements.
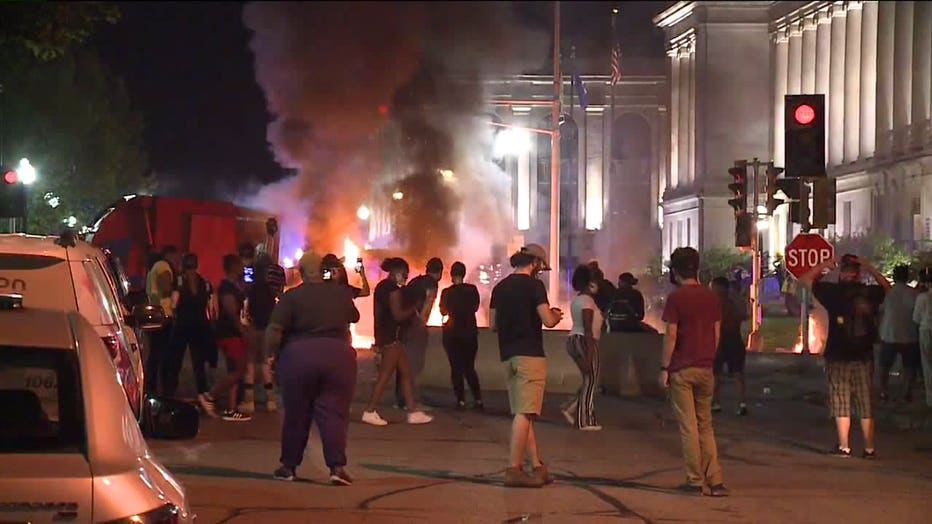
<box><xmin>660</xmin><ymin>247</ymin><xmax>727</xmax><ymax>497</ymax></box>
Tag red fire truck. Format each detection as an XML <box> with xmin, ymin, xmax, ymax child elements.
<box><xmin>84</xmin><ymin>195</ymin><xmax>279</xmax><ymax>295</ymax></box>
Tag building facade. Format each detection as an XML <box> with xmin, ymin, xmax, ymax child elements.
<box><xmin>655</xmin><ymin>0</ymin><xmax>932</xmax><ymax>262</ymax></box>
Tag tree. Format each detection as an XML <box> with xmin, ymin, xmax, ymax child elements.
<box><xmin>1</xmin><ymin>3</ymin><xmax>151</xmax><ymax>233</ymax></box>
<box><xmin>0</xmin><ymin>2</ymin><xmax>119</xmax><ymax>63</ymax></box>
<box><xmin>829</xmin><ymin>232</ymin><xmax>912</xmax><ymax>278</ymax></box>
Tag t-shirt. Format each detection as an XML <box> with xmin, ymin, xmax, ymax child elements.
<box><xmin>718</xmin><ymin>291</ymin><xmax>747</xmax><ymax>351</ymax></box>
<box><xmin>608</xmin><ymin>287</ymin><xmax>645</xmax><ymax>332</ymax></box>
<box><xmin>373</xmin><ymin>278</ymin><xmax>404</xmax><ymax>346</ymax></box>
<box><xmin>813</xmin><ymin>281</ymin><xmax>885</xmax><ymax>361</ymax></box>
<box><xmin>879</xmin><ymin>283</ymin><xmax>919</xmax><ymax>344</ymax></box>
<box><xmin>247</xmin><ymin>281</ymin><xmax>277</xmax><ymax>330</ymax></box>
<box><xmin>570</xmin><ymin>294</ymin><xmax>604</xmax><ymax>341</ymax></box>
<box><xmin>215</xmin><ymin>278</ymin><xmax>245</xmax><ymax>339</ymax></box>
<box><xmin>490</xmin><ymin>273</ymin><xmax>549</xmax><ymax>361</ymax></box>
<box><xmin>270</xmin><ymin>281</ymin><xmax>359</xmax><ymax>343</ymax></box>
<box><xmin>174</xmin><ymin>272</ymin><xmax>211</xmax><ymax>327</ymax></box>
<box><xmin>404</xmin><ymin>274</ymin><xmax>439</xmax><ymax>314</ymax></box>
<box><xmin>662</xmin><ymin>284</ymin><xmax>722</xmax><ymax>372</ymax></box>
<box><xmin>146</xmin><ymin>260</ymin><xmax>174</xmax><ymax>316</ymax></box>
<box><xmin>440</xmin><ymin>283</ymin><xmax>480</xmax><ymax>338</ymax></box>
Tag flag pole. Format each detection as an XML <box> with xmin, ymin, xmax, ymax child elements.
<box><xmin>550</xmin><ymin>0</ymin><xmax>562</xmax><ymax>302</ymax></box>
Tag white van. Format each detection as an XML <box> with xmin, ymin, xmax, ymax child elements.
<box><xmin>0</xmin><ymin>233</ymin><xmax>146</xmax><ymax>418</ymax></box>
<box><xmin>0</xmin><ymin>296</ymin><xmax>195</xmax><ymax>523</ymax></box>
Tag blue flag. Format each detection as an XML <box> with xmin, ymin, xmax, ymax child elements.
<box><xmin>573</xmin><ymin>74</ymin><xmax>589</xmax><ymax>110</ymax></box>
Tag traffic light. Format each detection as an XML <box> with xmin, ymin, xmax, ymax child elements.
<box><xmin>785</xmin><ymin>94</ymin><xmax>826</xmax><ymax>178</ymax></box>
<box><xmin>811</xmin><ymin>177</ymin><xmax>836</xmax><ymax>228</ymax></box>
<box><xmin>765</xmin><ymin>163</ymin><xmax>786</xmax><ymax>214</ymax></box>
<box><xmin>787</xmin><ymin>181</ymin><xmax>809</xmax><ymax>225</ymax></box>
<box><xmin>728</xmin><ymin>162</ymin><xmax>751</xmax><ymax>247</ymax></box>
<box><xmin>0</xmin><ymin>166</ymin><xmax>26</xmax><ymax>219</ymax></box>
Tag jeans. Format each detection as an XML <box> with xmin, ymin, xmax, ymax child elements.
<box><xmin>670</xmin><ymin>367</ymin><xmax>723</xmax><ymax>487</ymax></box>
<box><xmin>144</xmin><ymin>320</ymin><xmax>173</xmax><ymax>396</ymax></box>
<box><xmin>442</xmin><ymin>333</ymin><xmax>481</xmax><ymax>403</ymax></box>
<box><xmin>279</xmin><ymin>337</ymin><xmax>357</xmax><ymax>470</ymax></box>
<box><xmin>163</xmin><ymin>322</ymin><xmax>212</xmax><ymax>397</ymax></box>
<box><xmin>920</xmin><ymin>329</ymin><xmax>932</xmax><ymax>406</ymax></box>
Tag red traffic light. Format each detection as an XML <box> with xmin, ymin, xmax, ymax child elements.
<box><xmin>2</xmin><ymin>170</ymin><xmax>17</xmax><ymax>185</ymax></box>
<box><xmin>378</xmin><ymin>104</ymin><xmax>389</xmax><ymax>116</ymax></box>
<box><xmin>794</xmin><ymin>104</ymin><xmax>816</xmax><ymax>125</ymax></box>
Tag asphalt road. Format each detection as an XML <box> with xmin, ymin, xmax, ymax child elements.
<box><xmin>150</xmin><ymin>353</ymin><xmax>932</xmax><ymax>523</ymax></box>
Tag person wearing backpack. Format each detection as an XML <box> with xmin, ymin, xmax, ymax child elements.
<box><xmin>607</xmin><ymin>273</ymin><xmax>645</xmax><ymax>332</ymax></box>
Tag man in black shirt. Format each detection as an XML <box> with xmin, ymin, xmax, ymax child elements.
<box><xmin>395</xmin><ymin>257</ymin><xmax>443</xmax><ymax>409</ymax></box>
<box><xmin>800</xmin><ymin>254</ymin><xmax>889</xmax><ymax>459</ymax></box>
<box><xmin>440</xmin><ymin>261</ymin><xmax>482</xmax><ymax>409</ymax></box>
<box><xmin>491</xmin><ymin>244</ymin><xmax>563</xmax><ymax>488</ymax></box>
<box><xmin>608</xmin><ymin>272</ymin><xmax>646</xmax><ymax>332</ymax></box>
<box><xmin>587</xmin><ymin>261</ymin><xmax>617</xmax><ymax>315</ymax></box>
<box><xmin>164</xmin><ymin>253</ymin><xmax>213</xmax><ymax>399</ymax></box>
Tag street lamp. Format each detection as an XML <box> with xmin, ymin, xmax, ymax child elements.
<box><xmin>392</xmin><ymin>191</ymin><xmax>404</xmax><ymax>201</ymax></box>
<box><xmin>17</xmin><ymin>158</ymin><xmax>37</xmax><ymax>185</ymax></box>
<box><xmin>356</xmin><ymin>205</ymin><xmax>371</xmax><ymax>221</ymax></box>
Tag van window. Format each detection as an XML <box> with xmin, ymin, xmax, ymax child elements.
<box><xmin>0</xmin><ymin>347</ymin><xmax>86</xmax><ymax>453</ymax></box>
<box><xmin>0</xmin><ymin>254</ymin><xmax>77</xmax><ymax>311</ymax></box>
<box><xmin>73</xmin><ymin>260</ymin><xmax>119</xmax><ymax>327</ymax></box>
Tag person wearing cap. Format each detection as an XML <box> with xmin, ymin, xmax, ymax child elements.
<box><xmin>266</xmin><ymin>251</ymin><xmax>361</xmax><ymax>485</ymax></box>
<box><xmin>913</xmin><ymin>267</ymin><xmax>932</xmax><ymax>407</ymax></box>
<box><xmin>361</xmin><ymin>257</ymin><xmax>434</xmax><ymax>426</ymax></box>
<box><xmin>395</xmin><ymin>257</ymin><xmax>444</xmax><ymax>410</ymax></box>
<box><xmin>800</xmin><ymin>253</ymin><xmax>889</xmax><ymax>459</ymax></box>
<box><xmin>439</xmin><ymin>261</ymin><xmax>483</xmax><ymax>409</ymax></box>
<box><xmin>322</xmin><ymin>253</ymin><xmax>371</xmax><ymax>299</ymax></box>
<box><xmin>607</xmin><ymin>272</ymin><xmax>646</xmax><ymax>333</ymax></box>
<box><xmin>660</xmin><ymin>247</ymin><xmax>727</xmax><ymax>497</ymax></box>
<box><xmin>490</xmin><ymin>243</ymin><xmax>563</xmax><ymax>488</ymax></box>
<box><xmin>198</xmin><ymin>254</ymin><xmax>251</xmax><ymax>422</ymax></box>
<box><xmin>239</xmin><ymin>252</ymin><xmax>285</xmax><ymax>414</ymax></box>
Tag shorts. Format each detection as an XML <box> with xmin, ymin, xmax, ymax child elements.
<box><xmin>826</xmin><ymin>360</ymin><xmax>873</xmax><ymax>419</ymax></box>
<box><xmin>503</xmin><ymin>356</ymin><xmax>546</xmax><ymax>416</ymax></box>
<box><xmin>217</xmin><ymin>336</ymin><xmax>246</xmax><ymax>364</ymax></box>
<box><xmin>878</xmin><ymin>342</ymin><xmax>921</xmax><ymax>371</ymax></box>
<box><xmin>713</xmin><ymin>346</ymin><xmax>747</xmax><ymax>375</ymax></box>
<box><xmin>245</xmin><ymin>326</ymin><xmax>268</xmax><ymax>364</ymax></box>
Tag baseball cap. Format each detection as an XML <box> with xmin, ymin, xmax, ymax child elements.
<box><xmin>618</xmin><ymin>272</ymin><xmax>638</xmax><ymax>286</ymax></box>
<box><xmin>520</xmin><ymin>243</ymin><xmax>551</xmax><ymax>270</ymax></box>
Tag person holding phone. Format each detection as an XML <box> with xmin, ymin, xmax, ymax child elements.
<box><xmin>322</xmin><ymin>253</ymin><xmax>370</xmax><ymax>299</ymax></box>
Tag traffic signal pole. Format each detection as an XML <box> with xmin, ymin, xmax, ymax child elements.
<box><xmin>749</xmin><ymin>158</ymin><xmax>762</xmax><ymax>349</ymax></box>
<box><xmin>799</xmin><ymin>177</ymin><xmax>812</xmax><ymax>355</ymax></box>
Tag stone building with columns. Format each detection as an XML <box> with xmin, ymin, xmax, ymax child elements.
<box><xmin>655</xmin><ymin>1</ymin><xmax>932</xmax><ymax>263</ymax></box>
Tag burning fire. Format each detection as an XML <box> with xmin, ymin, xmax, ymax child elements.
<box><xmin>792</xmin><ymin>313</ymin><xmax>824</xmax><ymax>353</ymax></box>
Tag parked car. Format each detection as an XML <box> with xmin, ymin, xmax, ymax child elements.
<box><xmin>0</xmin><ymin>294</ymin><xmax>197</xmax><ymax>523</ymax></box>
<box><xmin>0</xmin><ymin>231</ymin><xmax>157</xmax><ymax>419</ymax></box>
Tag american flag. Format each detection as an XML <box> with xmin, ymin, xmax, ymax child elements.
<box><xmin>610</xmin><ymin>41</ymin><xmax>622</xmax><ymax>86</ymax></box>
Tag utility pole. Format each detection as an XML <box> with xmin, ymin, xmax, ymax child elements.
<box><xmin>749</xmin><ymin>158</ymin><xmax>762</xmax><ymax>348</ymax></box>
<box><xmin>799</xmin><ymin>176</ymin><xmax>812</xmax><ymax>354</ymax></box>
<box><xmin>549</xmin><ymin>0</ymin><xmax>562</xmax><ymax>301</ymax></box>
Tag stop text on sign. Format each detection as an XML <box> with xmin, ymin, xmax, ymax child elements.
<box><xmin>786</xmin><ymin>248</ymin><xmax>832</xmax><ymax>268</ymax></box>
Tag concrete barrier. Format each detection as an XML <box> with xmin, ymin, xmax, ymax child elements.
<box><xmin>418</xmin><ymin>328</ymin><xmax>666</xmax><ymax>398</ymax></box>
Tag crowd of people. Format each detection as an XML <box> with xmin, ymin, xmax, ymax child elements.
<box><xmin>140</xmin><ymin>238</ymin><xmax>930</xmax><ymax>493</ymax></box>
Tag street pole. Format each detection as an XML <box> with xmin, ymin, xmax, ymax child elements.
<box><xmin>749</xmin><ymin>158</ymin><xmax>761</xmax><ymax>348</ymax></box>
<box><xmin>799</xmin><ymin>177</ymin><xmax>812</xmax><ymax>355</ymax></box>
<box><xmin>549</xmin><ymin>0</ymin><xmax>562</xmax><ymax>302</ymax></box>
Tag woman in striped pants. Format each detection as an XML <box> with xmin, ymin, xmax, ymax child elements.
<box><xmin>562</xmin><ymin>265</ymin><xmax>604</xmax><ymax>431</ymax></box>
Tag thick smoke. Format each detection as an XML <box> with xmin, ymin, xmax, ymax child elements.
<box><xmin>243</xmin><ymin>2</ymin><xmax>546</xmax><ymax>264</ymax></box>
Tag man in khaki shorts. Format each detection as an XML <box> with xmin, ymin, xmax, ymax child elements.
<box><xmin>490</xmin><ymin>244</ymin><xmax>563</xmax><ymax>488</ymax></box>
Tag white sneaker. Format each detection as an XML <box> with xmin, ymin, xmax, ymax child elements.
<box><xmin>362</xmin><ymin>410</ymin><xmax>389</xmax><ymax>426</ymax></box>
<box><xmin>407</xmin><ymin>411</ymin><xmax>433</xmax><ymax>424</ymax></box>
<box><xmin>580</xmin><ymin>425</ymin><xmax>603</xmax><ymax>431</ymax></box>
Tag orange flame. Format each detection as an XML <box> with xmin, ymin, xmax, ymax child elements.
<box><xmin>792</xmin><ymin>314</ymin><xmax>823</xmax><ymax>353</ymax></box>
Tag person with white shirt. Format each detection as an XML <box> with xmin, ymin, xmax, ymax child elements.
<box><xmin>912</xmin><ymin>268</ymin><xmax>932</xmax><ymax>407</ymax></box>
<box><xmin>879</xmin><ymin>265</ymin><xmax>920</xmax><ymax>402</ymax></box>
<box><xmin>562</xmin><ymin>265</ymin><xmax>604</xmax><ymax>431</ymax></box>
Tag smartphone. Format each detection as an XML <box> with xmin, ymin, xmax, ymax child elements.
<box><xmin>243</xmin><ymin>266</ymin><xmax>255</xmax><ymax>284</ymax></box>
<box><xmin>355</xmin><ymin>257</ymin><xmax>363</xmax><ymax>273</ymax></box>
<box><xmin>323</xmin><ymin>268</ymin><xmax>333</xmax><ymax>281</ymax></box>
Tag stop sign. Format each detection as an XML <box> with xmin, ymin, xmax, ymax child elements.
<box><xmin>785</xmin><ymin>233</ymin><xmax>834</xmax><ymax>278</ymax></box>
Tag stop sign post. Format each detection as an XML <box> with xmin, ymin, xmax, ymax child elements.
<box><xmin>785</xmin><ymin>233</ymin><xmax>833</xmax><ymax>354</ymax></box>
<box><xmin>785</xmin><ymin>233</ymin><xmax>834</xmax><ymax>279</ymax></box>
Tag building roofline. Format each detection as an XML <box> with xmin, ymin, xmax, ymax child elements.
<box><xmin>653</xmin><ymin>2</ymin><xmax>695</xmax><ymax>28</ymax></box>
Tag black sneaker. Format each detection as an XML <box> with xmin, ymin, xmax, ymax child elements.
<box><xmin>709</xmin><ymin>484</ymin><xmax>729</xmax><ymax>497</ymax></box>
<box><xmin>273</xmin><ymin>465</ymin><xmax>295</xmax><ymax>481</ymax></box>
<box><xmin>862</xmin><ymin>449</ymin><xmax>877</xmax><ymax>460</ymax></box>
<box><xmin>222</xmin><ymin>410</ymin><xmax>252</xmax><ymax>422</ymax></box>
<box><xmin>828</xmin><ymin>446</ymin><xmax>851</xmax><ymax>458</ymax></box>
<box><xmin>674</xmin><ymin>483</ymin><xmax>704</xmax><ymax>496</ymax></box>
<box><xmin>330</xmin><ymin>467</ymin><xmax>353</xmax><ymax>486</ymax></box>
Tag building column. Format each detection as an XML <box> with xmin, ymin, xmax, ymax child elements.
<box><xmin>515</xmin><ymin>113</ymin><xmax>531</xmax><ymax>231</ymax></box>
<box><xmin>876</xmin><ymin>1</ymin><xmax>896</xmax><ymax>156</ymax></box>
<box><xmin>844</xmin><ymin>2</ymin><xmax>863</xmax><ymax>163</ymax></box>
<box><xmin>774</xmin><ymin>30</ymin><xmax>789</xmax><ymax>167</ymax></box>
<box><xmin>860</xmin><ymin>1</ymin><xmax>878</xmax><ymax>159</ymax></box>
<box><xmin>893</xmin><ymin>0</ymin><xmax>914</xmax><ymax>153</ymax></box>
<box><xmin>584</xmin><ymin>108</ymin><xmax>604</xmax><ymax>231</ymax></box>
<box><xmin>829</xmin><ymin>5</ymin><xmax>847</xmax><ymax>167</ymax></box>
<box><xmin>669</xmin><ymin>50</ymin><xmax>680</xmax><ymax>189</ymax></box>
<box><xmin>912</xmin><ymin>0</ymin><xmax>932</xmax><ymax>148</ymax></box>
<box><xmin>678</xmin><ymin>47</ymin><xmax>690</xmax><ymax>188</ymax></box>
<box><xmin>802</xmin><ymin>16</ymin><xmax>817</xmax><ymax>93</ymax></box>
<box><xmin>788</xmin><ymin>22</ymin><xmax>803</xmax><ymax>94</ymax></box>
<box><xmin>816</xmin><ymin>8</ymin><xmax>832</xmax><ymax>161</ymax></box>
<box><xmin>688</xmin><ymin>41</ymin><xmax>696</xmax><ymax>185</ymax></box>
<box><xmin>529</xmin><ymin>110</ymin><xmax>539</xmax><ymax>228</ymax></box>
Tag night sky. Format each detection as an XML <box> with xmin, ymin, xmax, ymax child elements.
<box><xmin>94</xmin><ymin>1</ymin><xmax>666</xmax><ymax>197</ymax></box>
